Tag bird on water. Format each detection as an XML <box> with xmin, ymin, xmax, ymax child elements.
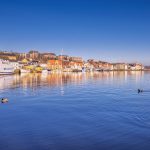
<box><xmin>138</xmin><ymin>89</ymin><xmax>143</xmax><ymax>93</ymax></box>
<box><xmin>1</xmin><ymin>98</ymin><xmax>8</xmax><ymax>103</ymax></box>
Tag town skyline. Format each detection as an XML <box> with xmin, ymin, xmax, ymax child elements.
<box><xmin>0</xmin><ymin>50</ymin><xmax>145</xmax><ymax>73</ymax></box>
<box><xmin>0</xmin><ymin>49</ymin><xmax>146</xmax><ymax>65</ymax></box>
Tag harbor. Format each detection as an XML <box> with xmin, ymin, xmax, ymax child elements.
<box><xmin>0</xmin><ymin>51</ymin><xmax>146</xmax><ymax>75</ymax></box>
<box><xmin>0</xmin><ymin>0</ymin><xmax>149</xmax><ymax>149</ymax></box>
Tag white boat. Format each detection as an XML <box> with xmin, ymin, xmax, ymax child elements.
<box><xmin>0</xmin><ymin>59</ymin><xmax>14</xmax><ymax>75</ymax></box>
<box><xmin>20</xmin><ymin>69</ymin><xmax>30</xmax><ymax>73</ymax></box>
<box><xmin>42</xmin><ymin>69</ymin><xmax>50</xmax><ymax>74</ymax></box>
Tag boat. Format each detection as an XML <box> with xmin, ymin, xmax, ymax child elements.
<box><xmin>72</xmin><ymin>69</ymin><xmax>82</xmax><ymax>72</ymax></box>
<box><xmin>35</xmin><ymin>66</ymin><xmax>42</xmax><ymax>73</ymax></box>
<box><xmin>42</xmin><ymin>69</ymin><xmax>51</xmax><ymax>74</ymax></box>
<box><xmin>20</xmin><ymin>69</ymin><xmax>30</xmax><ymax>73</ymax></box>
<box><xmin>82</xmin><ymin>67</ymin><xmax>86</xmax><ymax>72</ymax></box>
<box><xmin>0</xmin><ymin>59</ymin><xmax>15</xmax><ymax>75</ymax></box>
<box><xmin>63</xmin><ymin>68</ymin><xmax>72</xmax><ymax>72</ymax></box>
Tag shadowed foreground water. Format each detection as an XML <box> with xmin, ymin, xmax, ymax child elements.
<box><xmin>0</xmin><ymin>71</ymin><xmax>150</xmax><ymax>150</ymax></box>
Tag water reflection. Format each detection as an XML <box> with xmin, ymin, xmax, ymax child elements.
<box><xmin>0</xmin><ymin>71</ymin><xmax>150</xmax><ymax>150</ymax></box>
<box><xmin>0</xmin><ymin>71</ymin><xmax>145</xmax><ymax>91</ymax></box>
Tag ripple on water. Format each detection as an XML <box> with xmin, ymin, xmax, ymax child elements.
<box><xmin>0</xmin><ymin>72</ymin><xmax>150</xmax><ymax>150</ymax></box>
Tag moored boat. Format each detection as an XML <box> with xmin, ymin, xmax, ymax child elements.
<box><xmin>20</xmin><ymin>69</ymin><xmax>30</xmax><ymax>73</ymax></box>
<box><xmin>42</xmin><ymin>69</ymin><xmax>51</xmax><ymax>74</ymax></box>
<box><xmin>0</xmin><ymin>59</ymin><xmax>14</xmax><ymax>75</ymax></box>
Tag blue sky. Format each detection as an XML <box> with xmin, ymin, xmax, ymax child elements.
<box><xmin>0</xmin><ymin>0</ymin><xmax>150</xmax><ymax>64</ymax></box>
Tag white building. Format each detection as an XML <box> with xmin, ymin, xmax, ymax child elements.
<box><xmin>10</xmin><ymin>62</ymin><xmax>21</xmax><ymax>69</ymax></box>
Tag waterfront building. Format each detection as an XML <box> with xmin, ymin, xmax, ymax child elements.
<box><xmin>62</xmin><ymin>61</ymin><xmax>70</xmax><ymax>69</ymax></box>
<box><xmin>98</xmin><ymin>61</ymin><xmax>113</xmax><ymax>70</ymax></box>
<box><xmin>69</xmin><ymin>61</ymin><xmax>83</xmax><ymax>70</ymax></box>
<box><xmin>87</xmin><ymin>59</ymin><xmax>99</xmax><ymax>69</ymax></box>
<box><xmin>113</xmin><ymin>63</ymin><xmax>128</xmax><ymax>71</ymax></box>
<box><xmin>107</xmin><ymin>63</ymin><xmax>114</xmax><ymax>70</ymax></box>
<box><xmin>87</xmin><ymin>60</ymin><xmax>113</xmax><ymax>71</ymax></box>
<box><xmin>83</xmin><ymin>62</ymin><xmax>94</xmax><ymax>71</ymax></box>
<box><xmin>10</xmin><ymin>61</ymin><xmax>21</xmax><ymax>70</ymax></box>
<box><xmin>128</xmin><ymin>63</ymin><xmax>143</xmax><ymax>71</ymax></box>
<box><xmin>47</xmin><ymin>60</ymin><xmax>62</xmax><ymax>70</ymax></box>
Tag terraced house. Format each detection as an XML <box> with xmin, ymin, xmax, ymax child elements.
<box><xmin>113</xmin><ymin>63</ymin><xmax>128</xmax><ymax>71</ymax></box>
<box><xmin>128</xmin><ymin>63</ymin><xmax>143</xmax><ymax>71</ymax></box>
<box><xmin>47</xmin><ymin>60</ymin><xmax>62</xmax><ymax>70</ymax></box>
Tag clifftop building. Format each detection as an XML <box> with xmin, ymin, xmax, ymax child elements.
<box><xmin>58</xmin><ymin>55</ymin><xmax>69</xmax><ymax>61</ymax></box>
<box><xmin>0</xmin><ymin>52</ymin><xmax>18</xmax><ymax>61</ymax></box>
<box><xmin>28</xmin><ymin>50</ymin><xmax>39</xmax><ymax>60</ymax></box>
<box><xmin>41</xmin><ymin>53</ymin><xmax>56</xmax><ymax>60</ymax></box>
<box><xmin>70</xmin><ymin>57</ymin><xmax>83</xmax><ymax>62</ymax></box>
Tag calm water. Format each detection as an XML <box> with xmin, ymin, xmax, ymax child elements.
<box><xmin>0</xmin><ymin>72</ymin><xmax>150</xmax><ymax>150</ymax></box>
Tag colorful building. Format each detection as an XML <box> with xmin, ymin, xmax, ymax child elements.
<box><xmin>47</xmin><ymin>60</ymin><xmax>62</xmax><ymax>70</ymax></box>
<box><xmin>128</xmin><ymin>63</ymin><xmax>143</xmax><ymax>71</ymax></box>
<box><xmin>69</xmin><ymin>61</ymin><xmax>83</xmax><ymax>70</ymax></box>
<box><xmin>113</xmin><ymin>63</ymin><xmax>128</xmax><ymax>71</ymax></box>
